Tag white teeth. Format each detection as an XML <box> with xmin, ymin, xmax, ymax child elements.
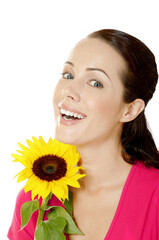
<box><xmin>60</xmin><ymin>108</ymin><xmax>85</xmax><ymax>119</ymax></box>
<box><xmin>74</xmin><ymin>113</ymin><xmax>78</xmax><ymax>118</ymax></box>
<box><xmin>63</xmin><ymin>115</ymin><xmax>72</xmax><ymax>120</ymax></box>
<box><xmin>65</xmin><ymin>111</ymin><xmax>70</xmax><ymax>116</ymax></box>
<box><xmin>60</xmin><ymin>109</ymin><xmax>65</xmax><ymax>114</ymax></box>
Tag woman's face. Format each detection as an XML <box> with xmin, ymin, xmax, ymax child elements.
<box><xmin>53</xmin><ymin>38</ymin><xmax>128</xmax><ymax>147</ymax></box>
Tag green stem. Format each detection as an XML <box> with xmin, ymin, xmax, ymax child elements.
<box><xmin>36</xmin><ymin>193</ymin><xmax>53</xmax><ymax>228</ymax></box>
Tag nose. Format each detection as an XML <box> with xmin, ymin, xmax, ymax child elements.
<box><xmin>62</xmin><ymin>80</ymin><xmax>81</xmax><ymax>102</ymax></box>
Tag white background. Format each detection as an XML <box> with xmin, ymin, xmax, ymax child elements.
<box><xmin>0</xmin><ymin>0</ymin><xmax>159</xmax><ymax>239</ymax></box>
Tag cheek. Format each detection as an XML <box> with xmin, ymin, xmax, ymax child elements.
<box><xmin>53</xmin><ymin>80</ymin><xmax>62</xmax><ymax>97</ymax></box>
<box><xmin>53</xmin><ymin>81</ymin><xmax>63</xmax><ymax>115</ymax></box>
<box><xmin>53</xmin><ymin>80</ymin><xmax>64</xmax><ymax>105</ymax></box>
<box><xmin>85</xmin><ymin>93</ymin><xmax>119</xmax><ymax>119</ymax></box>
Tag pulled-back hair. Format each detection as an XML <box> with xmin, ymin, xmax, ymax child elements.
<box><xmin>88</xmin><ymin>29</ymin><xmax>159</xmax><ymax>168</ymax></box>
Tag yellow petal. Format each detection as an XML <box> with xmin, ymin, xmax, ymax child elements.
<box><xmin>65</xmin><ymin>178</ymin><xmax>81</xmax><ymax>188</ymax></box>
<box><xmin>66</xmin><ymin>166</ymin><xmax>84</xmax><ymax>177</ymax></box>
<box><xmin>17</xmin><ymin>168</ymin><xmax>33</xmax><ymax>183</ymax></box>
<box><xmin>50</xmin><ymin>181</ymin><xmax>67</xmax><ymax>201</ymax></box>
<box><xmin>13</xmin><ymin>136</ymin><xmax>85</xmax><ymax>201</ymax></box>
<box><xmin>18</xmin><ymin>142</ymin><xmax>29</xmax><ymax>151</ymax></box>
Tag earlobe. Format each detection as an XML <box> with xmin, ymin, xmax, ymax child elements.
<box><xmin>120</xmin><ymin>99</ymin><xmax>145</xmax><ymax>123</ymax></box>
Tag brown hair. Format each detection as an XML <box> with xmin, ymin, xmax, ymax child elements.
<box><xmin>88</xmin><ymin>29</ymin><xmax>159</xmax><ymax>168</ymax></box>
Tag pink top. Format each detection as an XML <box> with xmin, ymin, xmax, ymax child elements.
<box><xmin>8</xmin><ymin>161</ymin><xmax>159</xmax><ymax>240</ymax></box>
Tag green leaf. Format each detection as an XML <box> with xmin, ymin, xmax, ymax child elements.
<box><xmin>21</xmin><ymin>200</ymin><xmax>40</xmax><ymax>230</ymax></box>
<box><xmin>48</xmin><ymin>206</ymin><xmax>84</xmax><ymax>235</ymax></box>
<box><xmin>34</xmin><ymin>217</ymin><xmax>66</xmax><ymax>240</ymax></box>
<box><xmin>64</xmin><ymin>190</ymin><xmax>73</xmax><ymax>217</ymax></box>
<box><xmin>44</xmin><ymin>205</ymin><xmax>55</xmax><ymax>211</ymax></box>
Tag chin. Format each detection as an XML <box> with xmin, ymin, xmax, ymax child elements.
<box><xmin>54</xmin><ymin>130</ymin><xmax>76</xmax><ymax>145</ymax></box>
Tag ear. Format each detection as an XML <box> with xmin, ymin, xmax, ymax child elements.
<box><xmin>120</xmin><ymin>99</ymin><xmax>145</xmax><ymax>123</ymax></box>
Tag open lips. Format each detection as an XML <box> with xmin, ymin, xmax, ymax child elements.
<box><xmin>58</xmin><ymin>103</ymin><xmax>87</xmax><ymax>121</ymax></box>
<box><xmin>60</xmin><ymin>108</ymin><xmax>86</xmax><ymax>120</ymax></box>
<box><xmin>60</xmin><ymin>108</ymin><xmax>85</xmax><ymax>120</ymax></box>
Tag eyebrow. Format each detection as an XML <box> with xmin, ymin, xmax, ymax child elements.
<box><xmin>86</xmin><ymin>67</ymin><xmax>110</xmax><ymax>79</ymax></box>
<box><xmin>64</xmin><ymin>61</ymin><xmax>110</xmax><ymax>80</ymax></box>
<box><xmin>65</xmin><ymin>61</ymin><xmax>74</xmax><ymax>67</ymax></box>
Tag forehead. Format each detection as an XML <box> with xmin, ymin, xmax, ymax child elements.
<box><xmin>67</xmin><ymin>38</ymin><xmax>127</xmax><ymax>79</ymax></box>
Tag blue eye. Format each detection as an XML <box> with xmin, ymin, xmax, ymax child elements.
<box><xmin>62</xmin><ymin>72</ymin><xmax>74</xmax><ymax>79</ymax></box>
<box><xmin>89</xmin><ymin>80</ymin><xmax>103</xmax><ymax>88</ymax></box>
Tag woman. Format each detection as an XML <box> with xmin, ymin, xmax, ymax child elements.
<box><xmin>8</xmin><ymin>29</ymin><xmax>159</xmax><ymax>240</ymax></box>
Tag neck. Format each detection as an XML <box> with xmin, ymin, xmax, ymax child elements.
<box><xmin>76</xmin><ymin>138</ymin><xmax>132</xmax><ymax>192</ymax></box>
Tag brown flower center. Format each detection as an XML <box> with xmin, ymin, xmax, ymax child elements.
<box><xmin>32</xmin><ymin>154</ymin><xmax>67</xmax><ymax>181</ymax></box>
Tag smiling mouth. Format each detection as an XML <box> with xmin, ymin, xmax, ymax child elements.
<box><xmin>60</xmin><ymin>112</ymin><xmax>86</xmax><ymax>121</ymax></box>
<box><xmin>62</xmin><ymin>114</ymin><xmax>83</xmax><ymax>120</ymax></box>
<box><xmin>59</xmin><ymin>106</ymin><xmax>87</xmax><ymax>121</ymax></box>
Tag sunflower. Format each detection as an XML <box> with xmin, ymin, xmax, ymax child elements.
<box><xmin>12</xmin><ymin>137</ymin><xmax>85</xmax><ymax>201</ymax></box>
